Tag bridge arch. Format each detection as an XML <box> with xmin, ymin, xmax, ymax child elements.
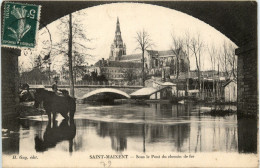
<box><xmin>79</xmin><ymin>88</ymin><xmax>130</xmax><ymax>100</ymax></box>
<box><xmin>30</xmin><ymin>1</ymin><xmax>256</xmax><ymax>47</ymax></box>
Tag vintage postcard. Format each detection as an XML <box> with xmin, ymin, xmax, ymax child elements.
<box><xmin>1</xmin><ymin>1</ymin><xmax>258</xmax><ymax>168</ymax></box>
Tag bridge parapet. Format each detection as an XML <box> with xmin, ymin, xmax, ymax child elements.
<box><xmin>29</xmin><ymin>85</ymin><xmax>143</xmax><ymax>98</ymax></box>
<box><xmin>42</xmin><ymin>85</ymin><xmax>142</xmax><ymax>89</ymax></box>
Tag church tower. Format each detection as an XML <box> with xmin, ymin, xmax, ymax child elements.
<box><xmin>109</xmin><ymin>17</ymin><xmax>126</xmax><ymax>61</ymax></box>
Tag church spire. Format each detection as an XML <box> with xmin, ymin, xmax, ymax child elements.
<box><xmin>116</xmin><ymin>17</ymin><xmax>121</xmax><ymax>33</ymax></box>
<box><xmin>114</xmin><ymin>17</ymin><xmax>122</xmax><ymax>45</ymax></box>
<box><xmin>109</xmin><ymin>17</ymin><xmax>126</xmax><ymax>61</ymax></box>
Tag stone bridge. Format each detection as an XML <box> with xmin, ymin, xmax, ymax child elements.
<box><xmin>41</xmin><ymin>85</ymin><xmax>142</xmax><ymax>99</ymax></box>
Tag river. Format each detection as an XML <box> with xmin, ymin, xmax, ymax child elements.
<box><xmin>3</xmin><ymin>102</ymin><xmax>257</xmax><ymax>155</ymax></box>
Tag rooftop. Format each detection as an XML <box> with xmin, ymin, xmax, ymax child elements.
<box><xmin>120</xmin><ymin>50</ymin><xmax>178</xmax><ymax>61</ymax></box>
<box><xmin>120</xmin><ymin>53</ymin><xmax>142</xmax><ymax>61</ymax></box>
<box><xmin>102</xmin><ymin>61</ymin><xmax>142</xmax><ymax>68</ymax></box>
<box><xmin>130</xmin><ymin>87</ymin><xmax>157</xmax><ymax>96</ymax></box>
<box><xmin>130</xmin><ymin>86</ymin><xmax>170</xmax><ymax>97</ymax></box>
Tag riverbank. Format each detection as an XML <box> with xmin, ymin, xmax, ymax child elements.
<box><xmin>202</xmin><ymin>109</ymin><xmax>237</xmax><ymax>116</ymax></box>
<box><xmin>17</xmin><ymin>102</ymin><xmax>44</xmax><ymax>117</ymax></box>
<box><xmin>114</xmin><ymin>98</ymin><xmax>237</xmax><ymax>106</ymax></box>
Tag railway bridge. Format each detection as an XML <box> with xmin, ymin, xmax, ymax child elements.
<box><xmin>33</xmin><ymin>85</ymin><xmax>141</xmax><ymax>99</ymax></box>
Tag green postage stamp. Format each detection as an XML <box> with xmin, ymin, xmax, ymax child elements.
<box><xmin>2</xmin><ymin>2</ymin><xmax>41</xmax><ymax>48</ymax></box>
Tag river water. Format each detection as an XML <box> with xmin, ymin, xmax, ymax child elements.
<box><xmin>3</xmin><ymin>102</ymin><xmax>257</xmax><ymax>156</ymax></box>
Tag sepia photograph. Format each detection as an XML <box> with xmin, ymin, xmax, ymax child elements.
<box><xmin>1</xmin><ymin>1</ymin><xmax>258</xmax><ymax>167</ymax></box>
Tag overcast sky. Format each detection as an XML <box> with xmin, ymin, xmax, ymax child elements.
<box><xmin>19</xmin><ymin>3</ymin><xmax>236</xmax><ymax>72</ymax></box>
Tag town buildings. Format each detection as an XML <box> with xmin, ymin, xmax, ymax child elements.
<box><xmin>94</xmin><ymin>18</ymin><xmax>190</xmax><ymax>84</ymax></box>
<box><xmin>223</xmin><ymin>80</ymin><xmax>237</xmax><ymax>102</ymax></box>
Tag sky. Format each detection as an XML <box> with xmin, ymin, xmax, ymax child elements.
<box><xmin>19</xmin><ymin>3</ymin><xmax>236</xmax><ymax>72</ymax></box>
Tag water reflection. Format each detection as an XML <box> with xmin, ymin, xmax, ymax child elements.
<box><xmin>34</xmin><ymin>119</ymin><xmax>76</xmax><ymax>152</ymax></box>
<box><xmin>237</xmin><ymin>118</ymin><xmax>257</xmax><ymax>153</ymax></box>
<box><xmin>2</xmin><ymin>119</ymin><xmax>20</xmax><ymax>154</ymax></box>
<box><xmin>2</xmin><ymin>103</ymin><xmax>257</xmax><ymax>154</ymax></box>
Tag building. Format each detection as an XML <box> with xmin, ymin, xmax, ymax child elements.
<box><xmin>120</xmin><ymin>50</ymin><xmax>189</xmax><ymax>80</ymax></box>
<box><xmin>108</xmin><ymin>17</ymin><xmax>126</xmax><ymax>61</ymax></box>
<box><xmin>98</xmin><ymin>18</ymin><xmax>142</xmax><ymax>83</ymax></box>
<box><xmin>95</xmin><ymin>18</ymin><xmax>189</xmax><ymax>84</ymax></box>
<box><xmin>96</xmin><ymin>60</ymin><xmax>142</xmax><ymax>84</ymax></box>
<box><xmin>223</xmin><ymin>80</ymin><xmax>237</xmax><ymax>102</ymax></box>
<box><xmin>130</xmin><ymin>86</ymin><xmax>172</xmax><ymax>100</ymax></box>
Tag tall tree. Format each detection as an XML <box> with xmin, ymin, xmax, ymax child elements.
<box><xmin>218</xmin><ymin>41</ymin><xmax>237</xmax><ymax>80</ymax></box>
<box><xmin>189</xmin><ymin>33</ymin><xmax>204</xmax><ymax>97</ymax></box>
<box><xmin>171</xmin><ymin>34</ymin><xmax>184</xmax><ymax>98</ymax></box>
<box><xmin>73</xmin><ymin>51</ymin><xmax>88</xmax><ymax>83</ymax></box>
<box><xmin>68</xmin><ymin>13</ymin><xmax>74</xmax><ymax>97</ymax></box>
<box><xmin>227</xmin><ymin>44</ymin><xmax>237</xmax><ymax>80</ymax></box>
<box><xmin>184</xmin><ymin>32</ymin><xmax>192</xmax><ymax>95</ymax></box>
<box><xmin>222</xmin><ymin>41</ymin><xmax>230</xmax><ymax>77</ymax></box>
<box><xmin>135</xmin><ymin>29</ymin><xmax>153</xmax><ymax>86</ymax></box>
<box><xmin>171</xmin><ymin>34</ymin><xmax>184</xmax><ymax>80</ymax></box>
<box><xmin>208</xmin><ymin>44</ymin><xmax>217</xmax><ymax>100</ymax></box>
<box><xmin>52</xmin><ymin>12</ymin><xmax>92</xmax><ymax>97</ymax></box>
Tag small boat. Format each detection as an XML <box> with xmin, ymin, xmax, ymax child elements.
<box><xmin>178</xmin><ymin>100</ymin><xmax>185</xmax><ymax>104</ymax></box>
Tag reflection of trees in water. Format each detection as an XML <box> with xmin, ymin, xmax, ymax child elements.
<box><xmin>154</xmin><ymin>103</ymin><xmax>192</xmax><ymax>152</ymax></box>
<box><xmin>111</xmin><ymin>136</ymin><xmax>127</xmax><ymax>152</ymax></box>
<box><xmin>193</xmin><ymin>116</ymin><xmax>238</xmax><ymax>153</ymax></box>
<box><xmin>96</xmin><ymin>122</ymin><xmax>142</xmax><ymax>152</ymax></box>
<box><xmin>194</xmin><ymin>104</ymin><xmax>202</xmax><ymax>152</ymax></box>
<box><xmin>194</xmin><ymin>123</ymin><xmax>201</xmax><ymax>152</ymax></box>
<box><xmin>73</xmin><ymin>119</ymin><xmax>91</xmax><ymax>151</ymax></box>
<box><xmin>146</xmin><ymin>124</ymin><xmax>190</xmax><ymax>152</ymax></box>
<box><xmin>95</xmin><ymin>120</ymin><xmax>191</xmax><ymax>152</ymax></box>
<box><xmin>11</xmin><ymin>106</ymin><xmax>256</xmax><ymax>154</ymax></box>
<box><xmin>153</xmin><ymin>103</ymin><xmax>192</xmax><ymax>118</ymax></box>
<box><xmin>175</xmin><ymin>124</ymin><xmax>190</xmax><ymax>152</ymax></box>
<box><xmin>93</xmin><ymin>103</ymin><xmax>193</xmax><ymax>153</ymax></box>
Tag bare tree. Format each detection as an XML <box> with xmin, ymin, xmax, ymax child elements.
<box><xmin>135</xmin><ymin>29</ymin><xmax>153</xmax><ymax>86</ymax></box>
<box><xmin>51</xmin><ymin>12</ymin><xmax>93</xmax><ymax>97</ymax></box>
<box><xmin>208</xmin><ymin>44</ymin><xmax>217</xmax><ymax>100</ymax></box>
<box><xmin>227</xmin><ymin>44</ymin><xmax>237</xmax><ymax>80</ymax></box>
<box><xmin>217</xmin><ymin>41</ymin><xmax>237</xmax><ymax>80</ymax></box>
<box><xmin>184</xmin><ymin>33</ymin><xmax>191</xmax><ymax>69</ymax></box>
<box><xmin>171</xmin><ymin>34</ymin><xmax>184</xmax><ymax>98</ymax></box>
<box><xmin>68</xmin><ymin>13</ymin><xmax>74</xmax><ymax>96</ymax></box>
<box><xmin>171</xmin><ymin>34</ymin><xmax>184</xmax><ymax>80</ymax></box>
<box><xmin>222</xmin><ymin>41</ymin><xmax>230</xmax><ymax>77</ymax></box>
<box><xmin>72</xmin><ymin>50</ymin><xmax>87</xmax><ymax>83</ymax></box>
<box><xmin>189</xmin><ymin>33</ymin><xmax>204</xmax><ymax>97</ymax></box>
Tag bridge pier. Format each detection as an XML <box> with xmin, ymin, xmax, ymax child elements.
<box><xmin>1</xmin><ymin>47</ymin><xmax>20</xmax><ymax>120</ymax></box>
<box><xmin>236</xmin><ymin>39</ymin><xmax>258</xmax><ymax>118</ymax></box>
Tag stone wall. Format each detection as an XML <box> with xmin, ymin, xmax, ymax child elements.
<box><xmin>1</xmin><ymin>47</ymin><xmax>20</xmax><ymax>120</ymax></box>
<box><xmin>236</xmin><ymin>40</ymin><xmax>258</xmax><ymax>118</ymax></box>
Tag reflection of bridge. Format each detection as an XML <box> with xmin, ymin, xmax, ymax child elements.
<box><xmin>32</xmin><ymin>85</ymin><xmax>142</xmax><ymax>99</ymax></box>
